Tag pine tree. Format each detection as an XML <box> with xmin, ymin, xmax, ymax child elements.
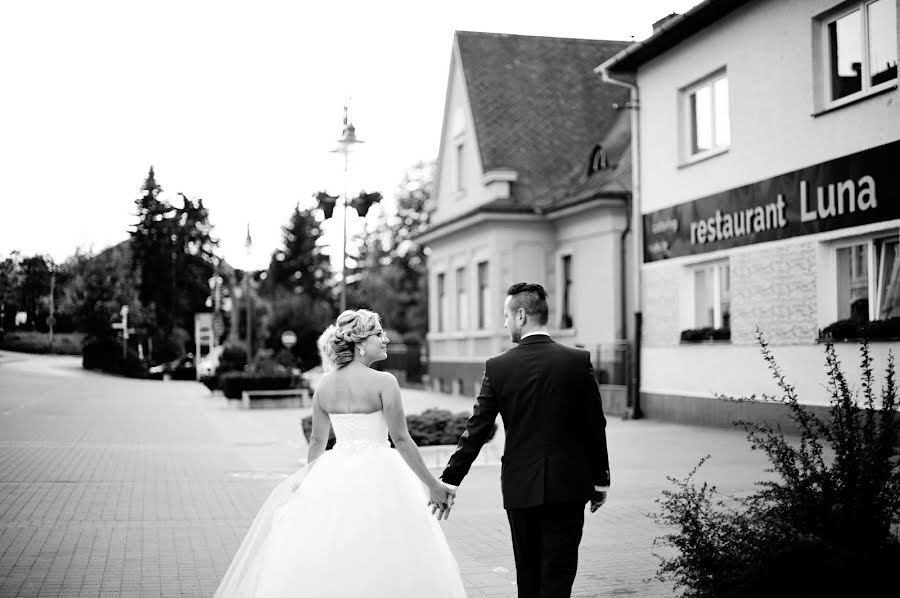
<box><xmin>129</xmin><ymin>167</ymin><xmax>217</xmax><ymax>359</ymax></box>
<box><xmin>267</xmin><ymin>206</ymin><xmax>332</xmax><ymax>301</ymax></box>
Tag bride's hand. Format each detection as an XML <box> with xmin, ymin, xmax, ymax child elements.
<box><xmin>428</xmin><ymin>481</ymin><xmax>456</xmax><ymax>520</ymax></box>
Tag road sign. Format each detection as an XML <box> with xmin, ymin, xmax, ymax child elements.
<box><xmin>45</xmin><ymin>316</ymin><xmax>56</xmax><ymax>327</ymax></box>
<box><xmin>112</xmin><ymin>323</ymin><xmax>135</xmax><ymax>337</ymax></box>
<box><xmin>281</xmin><ymin>330</ymin><xmax>297</xmax><ymax>348</ymax></box>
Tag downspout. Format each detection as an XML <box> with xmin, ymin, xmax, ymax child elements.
<box><xmin>596</xmin><ymin>65</ymin><xmax>643</xmax><ymax>420</ymax></box>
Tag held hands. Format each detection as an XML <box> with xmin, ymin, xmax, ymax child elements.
<box><xmin>590</xmin><ymin>490</ymin><xmax>607</xmax><ymax>513</ymax></box>
<box><xmin>427</xmin><ymin>481</ymin><xmax>457</xmax><ymax>520</ymax></box>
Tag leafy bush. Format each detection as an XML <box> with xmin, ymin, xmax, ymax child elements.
<box><xmin>218</xmin><ymin>344</ymin><xmax>248</xmax><ymax>375</ymax></box>
<box><xmin>82</xmin><ymin>337</ymin><xmax>145</xmax><ymax>378</ymax></box>
<box><xmin>679</xmin><ymin>327</ymin><xmax>731</xmax><ymax>342</ymax></box>
<box><xmin>219</xmin><ymin>371</ymin><xmax>295</xmax><ymax>399</ymax></box>
<box><xmin>300</xmin><ymin>408</ymin><xmax>496</xmax><ymax>450</ymax></box>
<box><xmin>652</xmin><ymin>329</ymin><xmax>900</xmax><ymax>597</ymax></box>
<box><xmin>820</xmin><ymin>317</ymin><xmax>900</xmax><ymax>341</ymax></box>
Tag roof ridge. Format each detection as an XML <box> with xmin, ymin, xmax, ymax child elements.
<box><xmin>455</xmin><ymin>30</ymin><xmax>630</xmax><ymax>45</ymax></box>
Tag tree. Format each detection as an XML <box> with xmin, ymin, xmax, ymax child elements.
<box><xmin>348</xmin><ymin>160</ymin><xmax>433</xmax><ymax>342</ymax></box>
<box><xmin>0</xmin><ymin>252</ymin><xmax>59</xmax><ymax>332</ymax></box>
<box><xmin>261</xmin><ymin>205</ymin><xmax>335</xmax><ymax>369</ymax></box>
<box><xmin>267</xmin><ymin>206</ymin><xmax>333</xmax><ymax>301</ymax></box>
<box><xmin>130</xmin><ymin>167</ymin><xmax>218</xmax><ymax>360</ymax></box>
<box><xmin>0</xmin><ymin>253</ymin><xmax>21</xmax><ymax>332</ymax></box>
<box><xmin>64</xmin><ymin>244</ymin><xmax>147</xmax><ymax>341</ymax></box>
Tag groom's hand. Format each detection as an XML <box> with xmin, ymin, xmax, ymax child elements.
<box><xmin>428</xmin><ymin>482</ymin><xmax>457</xmax><ymax>520</ymax></box>
<box><xmin>590</xmin><ymin>490</ymin><xmax>607</xmax><ymax>513</ymax></box>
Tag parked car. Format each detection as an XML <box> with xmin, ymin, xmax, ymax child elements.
<box><xmin>147</xmin><ymin>354</ymin><xmax>196</xmax><ymax>381</ymax></box>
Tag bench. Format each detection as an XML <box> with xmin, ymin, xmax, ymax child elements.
<box><xmin>241</xmin><ymin>388</ymin><xmax>311</xmax><ymax>409</ymax></box>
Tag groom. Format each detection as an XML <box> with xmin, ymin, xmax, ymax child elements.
<box><xmin>440</xmin><ymin>282</ymin><xmax>610</xmax><ymax>598</ymax></box>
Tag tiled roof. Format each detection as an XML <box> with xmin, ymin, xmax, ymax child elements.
<box><xmin>540</xmin><ymin>109</ymin><xmax>631</xmax><ymax>211</ymax></box>
<box><xmin>455</xmin><ymin>31</ymin><xmax>631</xmax><ymax>206</ymax></box>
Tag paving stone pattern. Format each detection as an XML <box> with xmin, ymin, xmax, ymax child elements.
<box><xmin>0</xmin><ymin>352</ymin><xmax>772</xmax><ymax>597</ymax></box>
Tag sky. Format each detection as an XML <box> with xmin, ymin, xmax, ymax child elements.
<box><xmin>0</xmin><ymin>0</ymin><xmax>702</xmax><ymax>270</ymax></box>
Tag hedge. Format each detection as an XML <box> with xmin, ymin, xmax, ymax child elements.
<box><xmin>819</xmin><ymin>317</ymin><xmax>900</xmax><ymax>341</ymax></box>
<box><xmin>0</xmin><ymin>331</ymin><xmax>84</xmax><ymax>355</ymax></box>
<box><xmin>680</xmin><ymin>327</ymin><xmax>731</xmax><ymax>342</ymax></box>
<box><xmin>220</xmin><ymin>371</ymin><xmax>295</xmax><ymax>399</ymax></box>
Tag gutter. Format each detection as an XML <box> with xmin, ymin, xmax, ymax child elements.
<box><xmin>595</xmin><ymin>63</ymin><xmax>643</xmax><ymax>421</ymax></box>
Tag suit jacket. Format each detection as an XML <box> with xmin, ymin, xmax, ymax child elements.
<box><xmin>441</xmin><ymin>335</ymin><xmax>610</xmax><ymax>509</ymax></box>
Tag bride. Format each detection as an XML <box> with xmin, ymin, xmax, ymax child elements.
<box><xmin>214</xmin><ymin>309</ymin><xmax>467</xmax><ymax>597</ymax></box>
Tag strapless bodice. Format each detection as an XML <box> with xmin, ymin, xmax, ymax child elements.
<box><xmin>329</xmin><ymin>411</ymin><xmax>390</xmax><ymax>453</ymax></box>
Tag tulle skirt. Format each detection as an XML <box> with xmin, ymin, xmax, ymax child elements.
<box><xmin>214</xmin><ymin>445</ymin><xmax>467</xmax><ymax>597</ymax></box>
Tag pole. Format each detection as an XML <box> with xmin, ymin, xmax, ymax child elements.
<box><xmin>121</xmin><ymin>306</ymin><xmax>129</xmax><ymax>360</ymax></box>
<box><xmin>48</xmin><ymin>268</ymin><xmax>55</xmax><ymax>353</ymax></box>
<box><xmin>245</xmin><ymin>272</ymin><xmax>252</xmax><ymax>360</ymax></box>
<box><xmin>340</xmin><ymin>151</ymin><xmax>349</xmax><ymax>312</ymax></box>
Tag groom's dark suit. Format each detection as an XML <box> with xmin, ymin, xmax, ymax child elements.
<box><xmin>441</xmin><ymin>334</ymin><xmax>610</xmax><ymax>598</ymax></box>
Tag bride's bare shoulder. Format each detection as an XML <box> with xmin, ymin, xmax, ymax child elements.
<box><xmin>315</xmin><ymin>371</ymin><xmax>337</xmax><ymax>394</ymax></box>
<box><xmin>370</xmin><ymin>369</ymin><xmax>399</xmax><ymax>390</ymax></box>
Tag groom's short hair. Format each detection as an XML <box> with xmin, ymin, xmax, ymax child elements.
<box><xmin>506</xmin><ymin>283</ymin><xmax>549</xmax><ymax>325</ymax></box>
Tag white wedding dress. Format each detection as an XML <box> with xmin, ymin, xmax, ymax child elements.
<box><xmin>214</xmin><ymin>410</ymin><xmax>468</xmax><ymax>597</ymax></box>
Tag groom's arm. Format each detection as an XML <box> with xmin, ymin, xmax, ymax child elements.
<box><xmin>440</xmin><ymin>365</ymin><xmax>499</xmax><ymax>487</ymax></box>
<box><xmin>582</xmin><ymin>353</ymin><xmax>611</xmax><ymax>489</ymax></box>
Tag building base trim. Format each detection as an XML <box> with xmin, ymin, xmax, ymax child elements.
<box><xmin>640</xmin><ymin>391</ymin><xmax>832</xmax><ymax>435</ymax></box>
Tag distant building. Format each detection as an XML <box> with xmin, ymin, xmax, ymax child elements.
<box><xmin>599</xmin><ymin>0</ymin><xmax>899</xmax><ymax>427</ymax></box>
<box><xmin>418</xmin><ymin>31</ymin><xmax>634</xmax><ymax>408</ymax></box>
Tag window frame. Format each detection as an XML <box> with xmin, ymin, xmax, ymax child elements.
<box><xmin>832</xmin><ymin>231</ymin><xmax>900</xmax><ymax>322</ymax></box>
<box><xmin>815</xmin><ymin>0</ymin><xmax>898</xmax><ymax>113</ymax></box>
<box><xmin>454</xmin><ymin>141</ymin><xmax>465</xmax><ymax>193</ymax></box>
<box><xmin>436</xmin><ymin>272</ymin><xmax>446</xmax><ymax>333</ymax></box>
<box><xmin>560</xmin><ymin>254</ymin><xmax>574</xmax><ymax>329</ymax></box>
<box><xmin>688</xmin><ymin>259</ymin><xmax>731</xmax><ymax>330</ymax></box>
<box><xmin>680</xmin><ymin>68</ymin><xmax>730</xmax><ymax>165</ymax></box>
<box><xmin>455</xmin><ymin>266</ymin><xmax>467</xmax><ymax>331</ymax></box>
<box><xmin>477</xmin><ymin>261</ymin><xmax>488</xmax><ymax>330</ymax></box>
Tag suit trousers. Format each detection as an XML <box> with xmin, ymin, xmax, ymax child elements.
<box><xmin>505</xmin><ymin>502</ymin><xmax>585</xmax><ymax>598</ymax></box>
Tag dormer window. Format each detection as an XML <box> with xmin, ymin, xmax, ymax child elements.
<box><xmin>586</xmin><ymin>145</ymin><xmax>608</xmax><ymax>176</ymax></box>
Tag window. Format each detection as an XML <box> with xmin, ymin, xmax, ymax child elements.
<box><xmin>477</xmin><ymin>261</ymin><xmax>488</xmax><ymax>329</ymax></box>
<box><xmin>437</xmin><ymin>273</ymin><xmax>446</xmax><ymax>332</ymax></box>
<box><xmin>822</xmin><ymin>0</ymin><xmax>897</xmax><ymax>105</ymax></box>
<box><xmin>693</xmin><ymin>261</ymin><xmax>730</xmax><ymax>329</ymax></box>
<box><xmin>455</xmin><ymin>142</ymin><xmax>465</xmax><ymax>192</ymax></box>
<box><xmin>836</xmin><ymin>236</ymin><xmax>900</xmax><ymax>322</ymax></box>
<box><xmin>561</xmin><ymin>255</ymin><xmax>574</xmax><ymax>329</ymax></box>
<box><xmin>684</xmin><ymin>70</ymin><xmax>730</xmax><ymax>159</ymax></box>
<box><xmin>456</xmin><ymin>267</ymin><xmax>467</xmax><ymax>330</ymax></box>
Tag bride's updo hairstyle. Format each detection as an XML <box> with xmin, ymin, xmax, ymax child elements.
<box><xmin>318</xmin><ymin>309</ymin><xmax>382</xmax><ymax>371</ymax></box>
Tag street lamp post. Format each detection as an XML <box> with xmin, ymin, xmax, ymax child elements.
<box><xmin>330</xmin><ymin>106</ymin><xmax>364</xmax><ymax>313</ymax></box>
<box><xmin>244</xmin><ymin>223</ymin><xmax>253</xmax><ymax>360</ymax></box>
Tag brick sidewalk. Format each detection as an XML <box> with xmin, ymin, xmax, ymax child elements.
<box><xmin>0</xmin><ymin>352</ymin><xmax>772</xmax><ymax>597</ymax></box>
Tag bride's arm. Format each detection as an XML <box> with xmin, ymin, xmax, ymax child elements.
<box><xmin>380</xmin><ymin>373</ymin><xmax>452</xmax><ymax>498</ymax></box>
<box><xmin>306</xmin><ymin>391</ymin><xmax>332</xmax><ymax>465</ymax></box>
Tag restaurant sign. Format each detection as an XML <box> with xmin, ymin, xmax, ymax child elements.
<box><xmin>643</xmin><ymin>140</ymin><xmax>900</xmax><ymax>262</ymax></box>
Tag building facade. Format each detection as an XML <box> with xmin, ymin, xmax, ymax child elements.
<box><xmin>601</xmin><ymin>0</ymin><xmax>899</xmax><ymax>425</ymax></box>
<box><xmin>419</xmin><ymin>31</ymin><xmax>635</xmax><ymax>408</ymax></box>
